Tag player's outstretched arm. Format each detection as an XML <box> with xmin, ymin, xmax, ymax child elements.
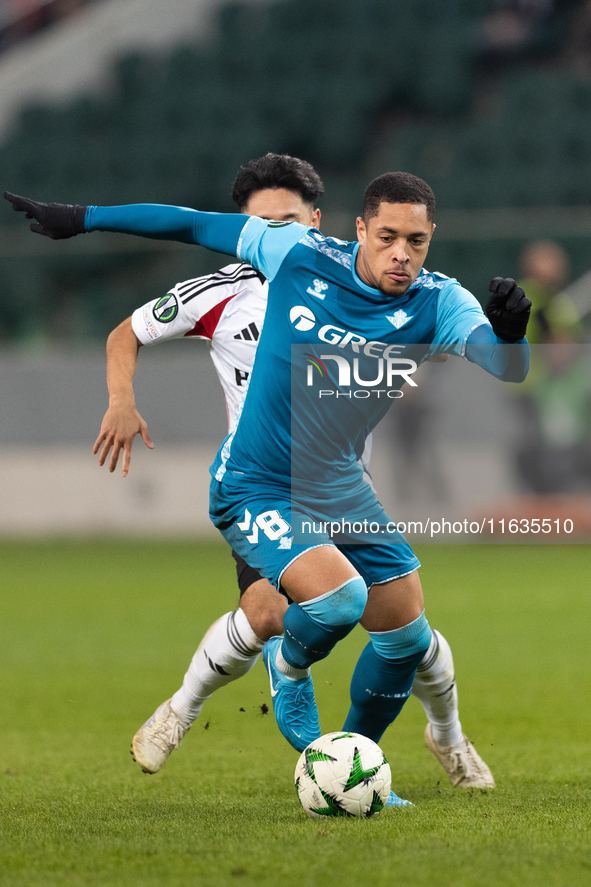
<box><xmin>4</xmin><ymin>192</ymin><xmax>307</xmax><ymax>280</ymax></box>
<box><xmin>93</xmin><ymin>318</ymin><xmax>154</xmax><ymax>477</ymax></box>
<box><xmin>4</xmin><ymin>191</ymin><xmax>86</xmax><ymax>239</ymax></box>
<box><xmin>4</xmin><ymin>190</ymin><xmax>247</xmax><ymax>254</ymax></box>
<box><xmin>85</xmin><ymin>204</ymin><xmax>249</xmax><ymax>254</ymax></box>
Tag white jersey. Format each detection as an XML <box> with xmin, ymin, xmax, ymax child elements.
<box><xmin>132</xmin><ymin>263</ymin><xmax>267</xmax><ymax>429</ymax></box>
<box><xmin>131</xmin><ymin>261</ymin><xmax>372</xmax><ymax>471</ymax></box>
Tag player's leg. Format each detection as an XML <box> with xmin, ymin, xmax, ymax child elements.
<box><xmin>170</xmin><ymin>553</ymin><xmax>287</xmax><ymax>725</ymax></box>
<box><xmin>341</xmin><ymin>538</ymin><xmax>494</xmax><ymax>788</ymax></box>
<box><xmin>131</xmin><ymin>554</ymin><xmax>287</xmax><ymax>774</ymax></box>
<box><xmin>263</xmin><ymin>544</ymin><xmax>367</xmax><ymax>751</ymax></box>
<box><xmin>412</xmin><ymin>630</ymin><xmax>495</xmax><ymax>788</ymax></box>
<box><xmin>343</xmin><ymin>570</ymin><xmax>433</xmax><ymax>740</ymax></box>
<box><xmin>412</xmin><ymin>630</ymin><xmax>462</xmax><ymax>749</ymax></box>
<box><xmin>210</xmin><ymin>479</ymin><xmax>370</xmax><ymax>752</ymax></box>
<box><xmin>170</xmin><ymin>585</ymin><xmax>282</xmax><ymax>724</ymax></box>
<box><xmin>237</xmin><ymin>553</ymin><xmax>288</xmax><ymax>641</ymax></box>
<box><xmin>278</xmin><ymin>544</ymin><xmax>367</xmax><ymax>663</ymax></box>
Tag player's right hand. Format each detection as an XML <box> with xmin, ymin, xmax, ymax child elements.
<box><xmin>486</xmin><ymin>277</ymin><xmax>531</xmax><ymax>343</ymax></box>
<box><xmin>93</xmin><ymin>403</ymin><xmax>154</xmax><ymax>477</ymax></box>
<box><xmin>4</xmin><ymin>191</ymin><xmax>87</xmax><ymax>239</ymax></box>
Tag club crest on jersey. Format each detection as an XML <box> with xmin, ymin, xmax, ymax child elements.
<box><xmin>386</xmin><ymin>310</ymin><xmax>412</xmax><ymax>330</ymax></box>
<box><xmin>306</xmin><ymin>278</ymin><xmax>329</xmax><ymax>300</ymax></box>
<box><xmin>152</xmin><ymin>293</ymin><xmax>178</xmax><ymax>324</ymax></box>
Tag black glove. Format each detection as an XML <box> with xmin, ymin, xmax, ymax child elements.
<box><xmin>486</xmin><ymin>277</ymin><xmax>531</xmax><ymax>343</ymax></box>
<box><xmin>4</xmin><ymin>191</ymin><xmax>87</xmax><ymax>239</ymax></box>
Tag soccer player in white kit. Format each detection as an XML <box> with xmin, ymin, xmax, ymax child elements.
<box><xmin>90</xmin><ymin>154</ymin><xmax>494</xmax><ymax>789</ymax></box>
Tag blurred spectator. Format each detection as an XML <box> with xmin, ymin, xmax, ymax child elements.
<box><xmin>478</xmin><ymin>0</ymin><xmax>564</xmax><ymax>69</ymax></box>
<box><xmin>518</xmin><ymin>240</ymin><xmax>581</xmax><ymax>343</ymax></box>
<box><xmin>515</xmin><ymin>343</ymin><xmax>591</xmax><ymax>493</ymax></box>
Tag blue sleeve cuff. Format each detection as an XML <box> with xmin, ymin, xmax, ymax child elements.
<box><xmin>465</xmin><ymin>325</ymin><xmax>530</xmax><ymax>382</ymax></box>
<box><xmin>85</xmin><ymin>204</ymin><xmax>248</xmax><ymax>256</ymax></box>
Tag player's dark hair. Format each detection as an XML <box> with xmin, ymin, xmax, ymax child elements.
<box><xmin>232</xmin><ymin>153</ymin><xmax>324</xmax><ymax>209</ymax></box>
<box><xmin>363</xmin><ymin>172</ymin><xmax>435</xmax><ymax>221</ymax></box>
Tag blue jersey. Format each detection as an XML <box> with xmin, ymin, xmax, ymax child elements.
<box><xmin>85</xmin><ymin>205</ymin><xmax>529</xmax><ymax>496</ymax></box>
<box><xmin>213</xmin><ymin>217</ymin><xmax>489</xmax><ymax>490</ymax></box>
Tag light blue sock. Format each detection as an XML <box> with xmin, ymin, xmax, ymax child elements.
<box><xmin>343</xmin><ymin>611</ymin><xmax>432</xmax><ymax>742</ymax></box>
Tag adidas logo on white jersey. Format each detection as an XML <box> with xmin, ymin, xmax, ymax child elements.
<box><xmin>234</xmin><ymin>322</ymin><xmax>260</xmax><ymax>342</ymax></box>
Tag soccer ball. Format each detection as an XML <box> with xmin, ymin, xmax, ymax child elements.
<box><xmin>294</xmin><ymin>731</ymin><xmax>391</xmax><ymax>818</ymax></box>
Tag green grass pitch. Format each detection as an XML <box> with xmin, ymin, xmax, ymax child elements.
<box><xmin>1</xmin><ymin>541</ymin><xmax>590</xmax><ymax>887</ymax></box>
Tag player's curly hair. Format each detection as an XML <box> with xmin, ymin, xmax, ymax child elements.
<box><xmin>363</xmin><ymin>172</ymin><xmax>435</xmax><ymax>221</ymax></box>
<box><xmin>232</xmin><ymin>153</ymin><xmax>324</xmax><ymax>209</ymax></box>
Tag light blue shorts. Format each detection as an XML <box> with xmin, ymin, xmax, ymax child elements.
<box><xmin>209</xmin><ymin>475</ymin><xmax>420</xmax><ymax>591</ymax></box>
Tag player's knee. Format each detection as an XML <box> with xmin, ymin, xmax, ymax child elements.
<box><xmin>301</xmin><ymin>576</ymin><xmax>368</xmax><ymax>628</ymax></box>
<box><xmin>369</xmin><ymin>610</ymin><xmax>432</xmax><ymax>661</ymax></box>
<box><xmin>249</xmin><ymin>606</ymin><xmax>285</xmax><ymax>642</ymax></box>
<box><xmin>240</xmin><ymin>579</ymin><xmax>287</xmax><ymax>641</ymax></box>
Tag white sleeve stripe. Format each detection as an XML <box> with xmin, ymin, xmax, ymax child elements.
<box><xmin>175</xmin><ymin>265</ymin><xmax>258</xmax><ymax>300</ymax></box>
<box><xmin>177</xmin><ymin>276</ymin><xmax>261</xmax><ymax>324</ymax></box>
<box><xmin>174</xmin><ymin>262</ymin><xmax>255</xmax><ymax>294</ymax></box>
<box><xmin>175</xmin><ymin>267</ymin><xmax>245</xmax><ymax>295</ymax></box>
<box><xmin>181</xmin><ymin>270</ymin><xmax>261</xmax><ymax>305</ymax></box>
<box><xmin>175</xmin><ymin>274</ymin><xmax>212</xmax><ymax>295</ymax></box>
<box><xmin>175</xmin><ymin>269</ymin><xmax>241</xmax><ymax>297</ymax></box>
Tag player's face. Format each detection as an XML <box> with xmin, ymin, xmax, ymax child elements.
<box><xmin>243</xmin><ymin>187</ymin><xmax>320</xmax><ymax>228</ymax></box>
<box><xmin>355</xmin><ymin>202</ymin><xmax>435</xmax><ymax>298</ymax></box>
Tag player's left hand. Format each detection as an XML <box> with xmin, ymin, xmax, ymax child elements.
<box><xmin>486</xmin><ymin>277</ymin><xmax>531</xmax><ymax>343</ymax></box>
<box><xmin>93</xmin><ymin>402</ymin><xmax>154</xmax><ymax>477</ymax></box>
<box><xmin>3</xmin><ymin>191</ymin><xmax>87</xmax><ymax>239</ymax></box>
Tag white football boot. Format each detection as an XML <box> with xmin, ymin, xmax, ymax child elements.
<box><xmin>425</xmin><ymin>724</ymin><xmax>496</xmax><ymax>789</ymax></box>
<box><xmin>131</xmin><ymin>699</ymin><xmax>191</xmax><ymax>774</ymax></box>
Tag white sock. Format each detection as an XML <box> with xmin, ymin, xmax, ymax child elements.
<box><xmin>411</xmin><ymin>629</ymin><xmax>464</xmax><ymax>749</ymax></box>
<box><xmin>276</xmin><ymin>643</ymin><xmax>310</xmax><ymax>681</ymax></box>
<box><xmin>171</xmin><ymin>609</ymin><xmax>263</xmax><ymax>723</ymax></box>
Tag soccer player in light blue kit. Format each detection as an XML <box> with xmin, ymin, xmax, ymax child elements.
<box><xmin>5</xmin><ymin>173</ymin><xmax>530</xmax><ymax>799</ymax></box>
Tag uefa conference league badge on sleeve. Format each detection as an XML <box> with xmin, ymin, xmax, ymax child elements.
<box><xmin>152</xmin><ymin>293</ymin><xmax>179</xmax><ymax>324</ymax></box>
<box><xmin>141</xmin><ymin>293</ymin><xmax>179</xmax><ymax>341</ymax></box>
<box><xmin>142</xmin><ymin>293</ymin><xmax>179</xmax><ymax>340</ymax></box>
